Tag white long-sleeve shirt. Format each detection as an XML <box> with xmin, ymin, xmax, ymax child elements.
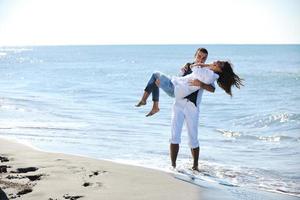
<box><xmin>171</xmin><ymin>67</ymin><xmax>219</xmax><ymax>99</ymax></box>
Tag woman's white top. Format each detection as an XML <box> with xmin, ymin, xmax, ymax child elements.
<box><xmin>171</xmin><ymin>67</ymin><xmax>219</xmax><ymax>99</ymax></box>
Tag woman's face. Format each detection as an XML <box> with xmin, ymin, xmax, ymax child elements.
<box><xmin>195</xmin><ymin>51</ymin><xmax>208</xmax><ymax>63</ymax></box>
<box><xmin>211</xmin><ymin>61</ymin><xmax>223</xmax><ymax>72</ymax></box>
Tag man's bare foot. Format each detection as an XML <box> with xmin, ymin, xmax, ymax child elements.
<box><xmin>169</xmin><ymin>166</ymin><xmax>177</xmax><ymax>172</ymax></box>
<box><xmin>135</xmin><ymin>100</ymin><xmax>146</xmax><ymax>107</ymax></box>
<box><xmin>146</xmin><ymin>108</ymin><xmax>160</xmax><ymax>117</ymax></box>
<box><xmin>192</xmin><ymin>166</ymin><xmax>200</xmax><ymax>172</ymax></box>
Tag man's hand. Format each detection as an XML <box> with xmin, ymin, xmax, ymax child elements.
<box><xmin>188</xmin><ymin>79</ymin><xmax>203</xmax><ymax>87</ymax></box>
<box><xmin>188</xmin><ymin>79</ymin><xmax>215</xmax><ymax>93</ymax></box>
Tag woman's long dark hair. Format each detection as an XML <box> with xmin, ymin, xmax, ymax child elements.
<box><xmin>216</xmin><ymin>61</ymin><xmax>243</xmax><ymax>96</ymax></box>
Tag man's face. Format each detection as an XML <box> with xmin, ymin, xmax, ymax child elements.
<box><xmin>195</xmin><ymin>51</ymin><xmax>208</xmax><ymax>63</ymax></box>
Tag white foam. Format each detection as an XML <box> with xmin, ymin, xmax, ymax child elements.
<box><xmin>259</xmin><ymin>136</ymin><xmax>281</xmax><ymax>142</ymax></box>
<box><xmin>217</xmin><ymin>129</ymin><xmax>241</xmax><ymax>138</ymax></box>
<box><xmin>0</xmin><ymin>121</ymin><xmax>89</xmax><ymax>130</ymax></box>
<box><xmin>0</xmin><ymin>52</ymin><xmax>7</xmax><ymax>57</ymax></box>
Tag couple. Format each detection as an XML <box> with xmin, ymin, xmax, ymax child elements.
<box><xmin>136</xmin><ymin>48</ymin><xmax>243</xmax><ymax>171</ymax></box>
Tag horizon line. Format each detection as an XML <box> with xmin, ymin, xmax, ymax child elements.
<box><xmin>1</xmin><ymin>43</ymin><xmax>300</xmax><ymax>47</ymax></box>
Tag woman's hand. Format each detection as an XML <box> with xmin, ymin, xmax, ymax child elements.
<box><xmin>180</xmin><ymin>63</ymin><xmax>190</xmax><ymax>73</ymax></box>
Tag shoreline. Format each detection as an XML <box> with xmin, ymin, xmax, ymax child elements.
<box><xmin>0</xmin><ymin>137</ymin><xmax>232</xmax><ymax>200</ymax></box>
<box><xmin>1</xmin><ymin>137</ymin><xmax>299</xmax><ymax>200</ymax></box>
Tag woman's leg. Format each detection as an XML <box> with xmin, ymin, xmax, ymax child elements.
<box><xmin>157</xmin><ymin>74</ymin><xmax>175</xmax><ymax>97</ymax></box>
<box><xmin>136</xmin><ymin>72</ymin><xmax>160</xmax><ymax>107</ymax></box>
<box><xmin>145</xmin><ymin>72</ymin><xmax>161</xmax><ymax>116</ymax></box>
<box><xmin>146</xmin><ymin>100</ymin><xmax>160</xmax><ymax>117</ymax></box>
<box><xmin>146</xmin><ymin>72</ymin><xmax>174</xmax><ymax>117</ymax></box>
<box><xmin>135</xmin><ymin>92</ymin><xmax>149</xmax><ymax>107</ymax></box>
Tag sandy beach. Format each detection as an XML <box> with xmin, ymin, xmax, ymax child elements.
<box><xmin>0</xmin><ymin>138</ymin><xmax>232</xmax><ymax>200</ymax></box>
<box><xmin>1</xmin><ymin>139</ymin><xmax>299</xmax><ymax>200</ymax></box>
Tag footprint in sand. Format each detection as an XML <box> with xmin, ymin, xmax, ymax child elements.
<box><xmin>0</xmin><ymin>156</ymin><xmax>10</xmax><ymax>173</ymax></box>
<box><xmin>63</xmin><ymin>194</ymin><xmax>84</xmax><ymax>200</ymax></box>
<box><xmin>0</xmin><ymin>159</ymin><xmax>45</xmax><ymax>199</ymax></box>
<box><xmin>11</xmin><ymin>167</ymin><xmax>38</xmax><ymax>173</ymax></box>
<box><xmin>0</xmin><ymin>156</ymin><xmax>9</xmax><ymax>163</ymax></box>
<box><xmin>81</xmin><ymin>170</ymin><xmax>108</xmax><ymax>189</ymax></box>
<box><xmin>6</xmin><ymin>174</ymin><xmax>44</xmax><ymax>181</ymax></box>
<box><xmin>88</xmin><ymin>170</ymin><xmax>108</xmax><ymax>178</ymax></box>
<box><xmin>0</xmin><ymin>165</ymin><xmax>10</xmax><ymax>173</ymax></box>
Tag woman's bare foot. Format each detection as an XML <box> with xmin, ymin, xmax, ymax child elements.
<box><xmin>135</xmin><ymin>100</ymin><xmax>146</xmax><ymax>107</ymax></box>
<box><xmin>146</xmin><ymin>108</ymin><xmax>160</xmax><ymax>117</ymax></box>
<box><xmin>135</xmin><ymin>92</ymin><xmax>150</xmax><ymax>107</ymax></box>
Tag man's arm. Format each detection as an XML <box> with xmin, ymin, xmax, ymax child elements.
<box><xmin>202</xmin><ymin>82</ymin><xmax>215</xmax><ymax>93</ymax></box>
<box><xmin>188</xmin><ymin>79</ymin><xmax>215</xmax><ymax>93</ymax></box>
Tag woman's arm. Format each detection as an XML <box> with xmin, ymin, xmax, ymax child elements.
<box><xmin>188</xmin><ymin>79</ymin><xmax>215</xmax><ymax>93</ymax></box>
<box><xmin>190</xmin><ymin>63</ymin><xmax>212</xmax><ymax>68</ymax></box>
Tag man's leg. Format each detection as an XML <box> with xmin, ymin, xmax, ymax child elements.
<box><xmin>170</xmin><ymin>143</ymin><xmax>179</xmax><ymax>168</ymax></box>
<box><xmin>185</xmin><ymin>102</ymin><xmax>200</xmax><ymax>171</ymax></box>
<box><xmin>170</xmin><ymin>104</ymin><xmax>184</xmax><ymax>168</ymax></box>
<box><xmin>191</xmin><ymin>147</ymin><xmax>200</xmax><ymax>171</ymax></box>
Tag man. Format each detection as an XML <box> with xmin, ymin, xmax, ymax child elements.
<box><xmin>169</xmin><ymin>48</ymin><xmax>215</xmax><ymax>171</ymax></box>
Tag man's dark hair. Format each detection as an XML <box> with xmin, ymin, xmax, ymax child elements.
<box><xmin>194</xmin><ymin>48</ymin><xmax>208</xmax><ymax>57</ymax></box>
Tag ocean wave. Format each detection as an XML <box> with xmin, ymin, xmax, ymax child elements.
<box><xmin>14</xmin><ymin>56</ymin><xmax>44</xmax><ymax>64</ymax></box>
<box><xmin>0</xmin><ymin>52</ymin><xmax>7</xmax><ymax>57</ymax></box>
<box><xmin>0</xmin><ymin>104</ymin><xmax>27</xmax><ymax>112</ymax></box>
<box><xmin>0</xmin><ymin>49</ymin><xmax>43</xmax><ymax>64</ymax></box>
<box><xmin>216</xmin><ymin>129</ymin><xmax>298</xmax><ymax>142</ymax></box>
<box><xmin>0</xmin><ymin>121</ymin><xmax>89</xmax><ymax>131</ymax></box>
<box><xmin>0</xmin><ymin>97</ymin><xmax>43</xmax><ymax>113</ymax></box>
<box><xmin>216</xmin><ymin>129</ymin><xmax>241</xmax><ymax>138</ymax></box>
<box><xmin>233</xmin><ymin>112</ymin><xmax>300</xmax><ymax>128</ymax></box>
<box><xmin>0</xmin><ymin>47</ymin><xmax>32</xmax><ymax>53</ymax></box>
<box><xmin>105</xmin><ymin>73</ymin><xmax>130</xmax><ymax>79</ymax></box>
<box><xmin>258</xmin><ymin>136</ymin><xmax>281</xmax><ymax>142</ymax></box>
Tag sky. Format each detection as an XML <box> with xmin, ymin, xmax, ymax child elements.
<box><xmin>0</xmin><ymin>0</ymin><xmax>299</xmax><ymax>46</ymax></box>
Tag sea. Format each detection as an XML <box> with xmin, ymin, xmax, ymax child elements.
<box><xmin>0</xmin><ymin>45</ymin><xmax>299</xmax><ymax>199</ymax></box>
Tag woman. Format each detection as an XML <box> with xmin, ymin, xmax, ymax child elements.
<box><xmin>135</xmin><ymin>60</ymin><xmax>243</xmax><ymax>117</ymax></box>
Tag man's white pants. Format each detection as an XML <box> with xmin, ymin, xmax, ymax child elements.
<box><xmin>170</xmin><ymin>99</ymin><xmax>200</xmax><ymax>148</ymax></box>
